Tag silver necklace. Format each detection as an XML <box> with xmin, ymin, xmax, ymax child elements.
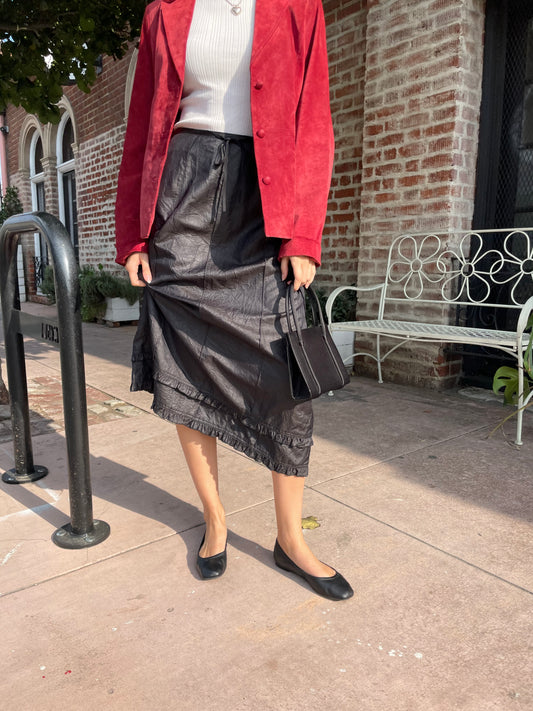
<box><xmin>224</xmin><ymin>0</ymin><xmax>242</xmax><ymax>15</ymax></box>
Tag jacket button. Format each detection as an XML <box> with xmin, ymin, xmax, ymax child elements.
<box><xmin>254</xmin><ymin>81</ymin><xmax>264</xmax><ymax>90</ymax></box>
<box><xmin>262</xmin><ymin>176</ymin><xmax>271</xmax><ymax>185</ymax></box>
<box><xmin>256</xmin><ymin>129</ymin><xmax>265</xmax><ymax>138</ymax></box>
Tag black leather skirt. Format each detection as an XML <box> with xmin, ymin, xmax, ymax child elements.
<box><xmin>131</xmin><ymin>129</ymin><xmax>313</xmax><ymax>476</ymax></box>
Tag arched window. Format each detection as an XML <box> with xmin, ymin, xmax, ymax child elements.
<box><xmin>57</xmin><ymin>114</ymin><xmax>78</xmax><ymax>258</ymax></box>
<box><xmin>30</xmin><ymin>131</ymin><xmax>48</xmax><ymax>290</ymax></box>
<box><xmin>30</xmin><ymin>132</ymin><xmax>45</xmax><ymax>211</ymax></box>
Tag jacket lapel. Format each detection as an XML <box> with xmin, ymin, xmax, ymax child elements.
<box><xmin>251</xmin><ymin>0</ymin><xmax>288</xmax><ymax>62</ymax></box>
<box><xmin>160</xmin><ymin>0</ymin><xmax>196</xmax><ymax>81</ymax></box>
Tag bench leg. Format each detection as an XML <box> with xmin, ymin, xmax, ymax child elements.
<box><xmin>376</xmin><ymin>334</ymin><xmax>383</xmax><ymax>384</ymax></box>
<box><xmin>515</xmin><ymin>354</ymin><xmax>524</xmax><ymax>446</ymax></box>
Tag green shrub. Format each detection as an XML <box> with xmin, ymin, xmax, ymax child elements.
<box><xmin>42</xmin><ymin>263</ymin><xmax>140</xmax><ymax>322</ymax></box>
<box><xmin>41</xmin><ymin>265</ymin><xmax>56</xmax><ymax>303</ymax></box>
<box><xmin>327</xmin><ymin>287</ymin><xmax>357</xmax><ymax>323</ymax></box>
<box><xmin>302</xmin><ymin>285</ymin><xmax>357</xmax><ymax>326</ymax></box>
<box><xmin>78</xmin><ymin>264</ymin><xmax>140</xmax><ymax>322</ymax></box>
<box><xmin>0</xmin><ymin>187</ymin><xmax>23</xmax><ymax>225</ymax></box>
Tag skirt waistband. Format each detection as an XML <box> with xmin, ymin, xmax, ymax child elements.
<box><xmin>168</xmin><ymin>127</ymin><xmax>255</xmax><ymax>223</ymax></box>
<box><xmin>172</xmin><ymin>126</ymin><xmax>253</xmax><ymax>142</ymax></box>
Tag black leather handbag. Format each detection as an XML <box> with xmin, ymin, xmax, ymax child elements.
<box><xmin>285</xmin><ymin>285</ymin><xmax>350</xmax><ymax>401</ymax></box>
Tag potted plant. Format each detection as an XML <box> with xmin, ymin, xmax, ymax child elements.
<box><xmin>492</xmin><ymin>314</ymin><xmax>533</xmax><ymax>432</ymax></box>
<box><xmin>78</xmin><ymin>264</ymin><xmax>140</xmax><ymax>322</ymax></box>
<box><xmin>308</xmin><ymin>286</ymin><xmax>357</xmax><ymax>369</ymax></box>
<box><xmin>43</xmin><ymin>263</ymin><xmax>140</xmax><ymax>323</ymax></box>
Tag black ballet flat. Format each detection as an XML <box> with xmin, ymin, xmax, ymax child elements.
<box><xmin>274</xmin><ymin>539</ymin><xmax>354</xmax><ymax>601</ymax></box>
<box><xmin>196</xmin><ymin>533</ymin><xmax>227</xmax><ymax>580</ymax></box>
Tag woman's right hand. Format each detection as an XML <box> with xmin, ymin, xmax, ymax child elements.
<box><xmin>125</xmin><ymin>251</ymin><xmax>152</xmax><ymax>287</ymax></box>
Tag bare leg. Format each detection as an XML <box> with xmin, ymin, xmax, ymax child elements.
<box><xmin>177</xmin><ymin>425</ymin><xmax>227</xmax><ymax>557</ymax></box>
<box><xmin>272</xmin><ymin>471</ymin><xmax>334</xmax><ymax>578</ymax></box>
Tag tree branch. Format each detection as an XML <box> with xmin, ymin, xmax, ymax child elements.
<box><xmin>0</xmin><ymin>12</ymin><xmax>78</xmax><ymax>33</ymax></box>
<box><xmin>0</xmin><ymin>23</ymin><xmax>52</xmax><ymax>31</ymax></box>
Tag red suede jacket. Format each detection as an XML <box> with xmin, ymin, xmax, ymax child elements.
<box><xmin>114</xmin><ymin>0</ymin><xmax>334</xmax><ymax>266</ymax></box>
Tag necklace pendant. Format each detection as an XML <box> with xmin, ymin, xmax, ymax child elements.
<box><xmin>231</xmin><ymin>6</ymin><xmax>241</xmax><ymax>14</ymax></box>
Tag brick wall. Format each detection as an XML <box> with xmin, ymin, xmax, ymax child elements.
<box><xmin>65</xmin><ymin>51</ymin><xmax>134</xmax><ymax>271</ymax></box>
<box><xmin>76</xmin><ymin>125</ymin><xmax>126</xmax><ymax>270</ymax></box>
<box><xmin>319</xmin><ymin>0</ymin><xmax>367</xmax><ymax>289</ymax></box>
<box><xmin>354</xmin><ymin>0</ymin><xmax>486</xmax><ymax>388</ymax></box>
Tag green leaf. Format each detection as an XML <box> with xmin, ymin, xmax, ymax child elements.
<box><xmin>0</xmin><ymin>186</ymin><xmax>24</xmax><ymax>224</ymax></box>
<box><xmin>525</xmin><ymin>330</ymin><xmax>533</xmax><ymax>380</ymax></box>
<box><xmin>301</xmin><ymin>516</ymin><xmax>320</xmax><ymax>530</ymax></box>
<box><xmin>79</xmin><ymin>17</ymin><xmax>96</xmax><ymax>32</ymax></box>
<box><xmin>493</xmin><ymin>366</ymin><xmax>520</xmax><ymax>404</ymax></box>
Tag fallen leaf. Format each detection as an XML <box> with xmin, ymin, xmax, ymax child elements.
<box><xmin>301</xmin><ymin>516</ymin><xmax>320</xmax><ymax>530</ymax></box>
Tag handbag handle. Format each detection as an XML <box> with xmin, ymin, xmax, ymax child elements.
<box><xmin>285</xmin><ymin>285</ymin><xmax>327</xmax><ymax>343</ymax></box>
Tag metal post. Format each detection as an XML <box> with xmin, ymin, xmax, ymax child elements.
<box><xmin>0</xmin><ymin>212</ymin><xmax>110</xmax><ymax>548</ymax></box>
<box><xmin>0</xmin><ymin>219</ymin><xmax>46</xmax><ymax>483</ymax></box>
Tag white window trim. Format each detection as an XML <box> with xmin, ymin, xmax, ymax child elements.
<box><xmin>29</xmin><ymin>130</ymin><xmax>45</xmax><ymax>204</ymax></box>
<box><xmin>29</xmin><ymin>130</ymin><xmax>46</xmax><ymax>294</ymax></box>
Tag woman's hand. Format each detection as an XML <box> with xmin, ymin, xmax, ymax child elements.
<box><xmin>280</xmin><ymin>255</ymin><xmax>316</xmax><ymax>291</ymax></box>
<box><xmin>125</xmin><ymin>251</ymin><xmax>152</xmax><ymax>287</ymax></box>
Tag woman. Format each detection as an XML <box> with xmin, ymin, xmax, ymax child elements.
<box><xmin>115</xmin><ymin>0</ymin><xmax>353</xmax><ymax>601</ymax></box>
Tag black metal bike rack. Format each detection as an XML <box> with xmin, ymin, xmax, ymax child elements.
<box><xmin>0</xmin><ymin>211</ymin><xmax>110</xmax><ymax>548</ymax></box>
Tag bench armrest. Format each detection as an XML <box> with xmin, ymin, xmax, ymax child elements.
<box><xmin>517</xmin><ymin>295</ymin><xmax>533</xmax><ymax>336</ymax></box>
<box><xmin>325</xmin><ymin>283</ymin><xmax>385</xmax><ymax>324</ymax></box>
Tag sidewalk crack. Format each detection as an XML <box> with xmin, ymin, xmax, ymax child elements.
<box><xmin>309</xmin><ymin>487</ymin><xmax>533</xmax><ymax>597</ymax></box>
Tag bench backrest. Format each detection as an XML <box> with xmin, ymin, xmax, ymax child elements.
<box><xmin>379</xmin><ymin>228</ymin><xmax>533</xmax><ymax>318</ymax></box>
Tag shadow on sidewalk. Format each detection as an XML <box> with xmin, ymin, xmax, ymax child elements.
<box><xmin>1</xmin><ymin>428</ymin><xmax>275</xmax><ymax>577</ymax></box>
<box><xmin>2</xmin><ymin>303</ymin><xmax>533</xmax><ymax>539</ymax></box>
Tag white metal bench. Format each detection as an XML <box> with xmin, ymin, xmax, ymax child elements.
<box><xmin>325</xmin><ymin>229</ymin><xmax>533</xmax><ymax>445</ymax></box>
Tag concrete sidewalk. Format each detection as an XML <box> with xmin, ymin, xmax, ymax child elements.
<box><xmin>0</xmin><ymin>304</ymin><xmax>532</xmax><ymax>710</ymax></box>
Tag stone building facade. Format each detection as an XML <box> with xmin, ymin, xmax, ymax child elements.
<box><xmin>3</xmin><ymin>0</ymin><xmax>533</xmax><ymax>388</ymax></box>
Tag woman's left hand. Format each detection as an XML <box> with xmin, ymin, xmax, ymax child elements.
<box><xmin>281</xmin><ymin>255</ymin><xmax>316</xmax><ymax>291</ymax></box>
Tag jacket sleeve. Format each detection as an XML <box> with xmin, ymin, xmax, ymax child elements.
<box><xmin>278</xmin><ymin>0</ymin><xmax>334</xmax><ymax>266</ymax></box>
<box><xmin>114</xmin><ymin>10</ymin><xmax>155</xmax><ymax>266</ymax></box>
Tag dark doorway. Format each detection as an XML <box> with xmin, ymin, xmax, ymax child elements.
<box><xmin>464</xmin><ymin>0</ymin><xmax>533</xmax><ymax>387</ymax></box>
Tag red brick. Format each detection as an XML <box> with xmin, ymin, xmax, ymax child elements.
<box><xmin>398</xmin><ymin>175</ymin><xmax>425</xmax><ymax>187</ymax></box>
<box><xmin>375</xmin><ymin>192</ymin><xmax>400</xmax><ymax>204</ymax></box>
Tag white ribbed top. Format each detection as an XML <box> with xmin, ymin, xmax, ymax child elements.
<box><xmin>175</xmin><ymin>0</ymin><xmax>256</xmax><ymax>136</ymax></box>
